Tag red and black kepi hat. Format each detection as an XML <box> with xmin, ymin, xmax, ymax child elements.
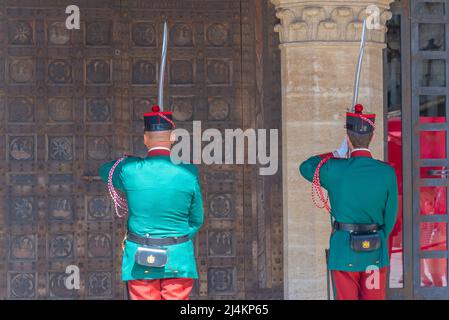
<box><xmin>143</xmin><ymin>105</ymin><xmax>175</xmax><ymax>132</ymax></box>
<box><xmin>346</xmin><ymin>104</ymin><xmax>375</xmax><ymax>134</ymax></box>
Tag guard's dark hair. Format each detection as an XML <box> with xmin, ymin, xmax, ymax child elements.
<box><xmin>347</xmin><ymin>130</ymin><xmax>373</xmax><ymax>149</ymax></box>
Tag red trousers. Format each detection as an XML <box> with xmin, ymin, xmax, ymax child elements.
<box><xmin>331</xmin><ymin>267</ymin><xmax>387</xmax><ymax>300</ymax></box>
<box><xmin>127</xmin><ymin>278</ymin><xmax>194</xmax><ymax>300</ymax></box>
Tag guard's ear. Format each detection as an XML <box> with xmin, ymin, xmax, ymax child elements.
<box><xmin>143</xmin><ymin>132</ymin><xmax>149</xmax><ymax>147</ymax></box>
<box><xmin>169</xmin><ymin>131</ymin><xmax>176</xmax><ymax>144</ymax></box>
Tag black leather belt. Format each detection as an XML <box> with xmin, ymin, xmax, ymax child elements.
<box><xmin>333</xmin><ymin>221</ymin><xmax>379</xmax><ymax>233</ymax></box>
<box><xmin>127</xmin><ymin>233</ymin><xmax>189</xmax><ymax>246</ymax></box>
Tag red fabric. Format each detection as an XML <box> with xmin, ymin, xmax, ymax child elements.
<box><xmin>147</xmin><ymin>149</ymin><xmax>171</xmax><ymax>157</ymax></box>
<box><xmin>331</xmin><ymin>267</ymin><xmax>387</xmax><ymax>300</ymax></box>
<box><xmin>350</xmin><ymin>150</ymin><xmax>372</xmax><ymax>158</ymax></box>
<box><xmin>128</xmin><ymin>278</ymin><xmax>194</xmax><ymax>300</ymax></box>
<box><xmin>387</xmin><ymin>117</ymin><xmax>403</xmax><ymax>258</ymax></box>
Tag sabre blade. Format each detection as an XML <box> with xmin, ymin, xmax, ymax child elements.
<box><xmin>351</xmin><ymin>19</ymin><xmax>367</xmax><ymax>111</ymax></box>
<box><xmin>158</xmin><ymin>21</ymin><xmax>168</xmax><ymax>111</ymax></box>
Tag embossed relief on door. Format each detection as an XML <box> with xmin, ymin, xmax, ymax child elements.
<box><xmin>0</xmin><ymin>0</ymin><xmax>282</xmax><ymax>299</ymax></box>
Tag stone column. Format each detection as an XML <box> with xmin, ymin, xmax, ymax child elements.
<box><xmin>271</xmin><ymin>0</ymin><xmax>393</xmax><ymax>299</ymax></box>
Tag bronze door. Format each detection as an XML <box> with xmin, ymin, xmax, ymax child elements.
<box><xmin>0</xmin><ymin>0</ymin><xmax>282</xmax><ymax>299</ymax></box>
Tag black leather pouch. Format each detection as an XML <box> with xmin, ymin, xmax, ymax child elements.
<box><xmin>350</xmin><ymin>232</ymin><xmax>381</xmax><ymax>252</ymax></box>
<box><xmin>135</xmin><ymin>246</ymin><xmax>168</xmax><ymax>268</ymax></box>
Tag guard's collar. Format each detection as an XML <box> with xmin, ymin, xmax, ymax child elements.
<box><xmin>350</xmin><ymin>148</ymin><xmax>372</xmax><ymax>158</ymax></box>
<box><xmin>147</xmin><ymin>147</ymin><xmax>171</xmax><ymax>157</ymax></box>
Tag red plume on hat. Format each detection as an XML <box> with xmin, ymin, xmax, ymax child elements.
<box><xmin>354</xmin><ymin>104</ymin><xmax>364</xmax><ymax>113</ymax></box>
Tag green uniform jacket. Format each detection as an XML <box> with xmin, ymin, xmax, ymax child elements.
<box><xmin>99</xmin><ymin>151</ymin><xmax>204</xmax><ymax>281</ymax></box>
<box><xmin>299</xmin><ymin>150</ymin><xmax>398</xmax><ymax>272</ymax></box>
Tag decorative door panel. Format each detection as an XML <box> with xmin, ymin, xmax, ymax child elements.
<box><xmin>0</xmin><ymin>0</ymin><xmax>283</xmax><ymax>299</ymax></box>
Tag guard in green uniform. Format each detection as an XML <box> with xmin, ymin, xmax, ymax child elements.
<box><xmin>99</xmin><ymin>106</ymin><xmax>204</xmax><ymax>300</ymax></box>
<box><xmin>299</xmin><ymin>104</ymin><xmax>398</xmax><ymax>300</ymax></box>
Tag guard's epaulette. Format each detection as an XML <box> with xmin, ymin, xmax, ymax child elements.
<box><xmin>122</xmin><ymin>153</ymin><xmax>143</xmax><ymax>160</ymax></box>
<box><xmin>180</xmin><ymin>161</ymin><xmax>199</xmax><ymax>176</ymax></box>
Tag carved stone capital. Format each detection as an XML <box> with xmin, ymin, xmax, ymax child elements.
<box><xmin>271</xmin><ymin>0</ymin><xmax>394</xmax><ymax>44</ymax></box>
